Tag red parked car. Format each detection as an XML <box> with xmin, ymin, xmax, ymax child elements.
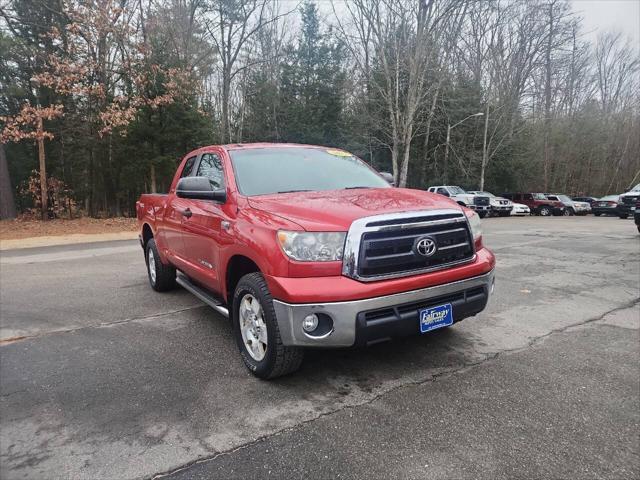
<box><xmin>501</xmin><ymin>192</ymin><xmax>565</xmax><ymax>216</ymax></box>
<box><xmin>137</xmin><ymin>144</ymin><xmax>495</xmax><ymax>378</ymax></box>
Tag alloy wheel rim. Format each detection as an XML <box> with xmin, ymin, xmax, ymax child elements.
<box><xmin>148</xmin><ymin>249</ymin><xmax>156</xmax><ymax>283</ymax></box>
<box><xmin>239</xmin><ymin>293</ymin><xmax>268</xmax><ymax>361</ymax></box>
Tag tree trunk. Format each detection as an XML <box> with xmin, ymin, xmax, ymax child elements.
<box><xmin>150</xmin><ymin>164</ymin><xmax>157</xmax><ymax>193</ymax></box>
<box><xmin>543</xmin><ymin>2</ymin><xmax>554</xmax><ymax>192</ymax></box>
<box><xmin>37</xmin><ymin>115</ymin><xmax>48</xmax><ymax>220</ymax></box>
<box><xmin>0</xmin><ymin>144</ymin><xmax>17</xmax><ymax>219</ymax></box>
<box><xmin>480</xmin><ymin>102</ymin><xmax>490</xmax><ymax>191</ymax></box>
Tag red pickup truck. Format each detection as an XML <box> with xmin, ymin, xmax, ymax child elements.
<box><xmin>137</xmin><ymin>144</ymin><xmax>495</xmax><ymax>378</ymax></box>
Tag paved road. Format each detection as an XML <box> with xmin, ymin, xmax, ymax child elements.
<box><xmin>1</xmin><ymin>216</ymin><xmax>638</xmax><ymax>479</ymax></box>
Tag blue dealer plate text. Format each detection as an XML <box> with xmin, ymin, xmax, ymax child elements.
<box><xmin>419</xmin><ymin>303</ymin><xmax>453</xmax><ymax>333</ymax></box>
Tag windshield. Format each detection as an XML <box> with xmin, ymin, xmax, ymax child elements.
<box><xmin>448</xmin><ymin>186</ymin><xmax>466</xmax><ymax>195</ymax></box>
<box><xmin>600</xmin><ymin>195</ymin><xmax>618</xmax><ymax>201</ymax></box>
<box><xmin>229</xmin><ymin>147</ymin><xmax>390</xmax><ymax>196</ymax></box>
<box><xmin>477</xmin><ymin>191</ymin><xmax>494</xmax><ymax>197</ymax></box>
<box><xmin>631</xmin><ymin>183</ymin><xmax>640</xmax><ymax>192</ymax></box>
<box><xmin>533</xmin><ymin>193</ymin><xmax>547</xmax><ymax>200</ymax></box>
<box><xmin>557</xmin><ymin>195</ymin><xmax>571</xmax><ymax>202</ymax></box>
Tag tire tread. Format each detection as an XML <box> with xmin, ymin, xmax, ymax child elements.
<box><xmin>235</xmin><ymin>272</ymin><xmax>303</xmax><ymax>379</ymax></box>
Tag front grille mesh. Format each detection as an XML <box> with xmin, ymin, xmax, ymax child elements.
<box><xmin>622</xmin><ymin>195</ymin><xmax>639</xmax><ymax>205</ymax></box>
<box><xmin>357</xmin><ymin>216</ymin><xmax>474</xmax><ymax>279</ymax></box>
<box><xmin>474</xmin><ymin>196</ymin><xmax>490</xmax><ymax>206</ymax></box>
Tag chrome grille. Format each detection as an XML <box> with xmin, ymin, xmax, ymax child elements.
<box><xmin>622</xmin><ymin>195</ymin><xmax>639</xmax><ymax>205</ymax></box>
<box><xmin>342</xmin><ymin>210</ymin><xmax>475</xmax><ymax>282</ymax></box>
<box><xmin>474</xmin><ymin>196</ymin><xmax>490</xmax><ymax>206</ymax></box>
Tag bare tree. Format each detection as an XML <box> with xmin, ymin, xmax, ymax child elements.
<box><xmin>204</xmin><ymin>0</ymin><xmax>294</xmax><ymax>143</ymax></box>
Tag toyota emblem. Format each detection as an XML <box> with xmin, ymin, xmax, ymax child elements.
<box><xmin>415</xmin><ymin>237</ymin><xmax>437</xmax><ymax>257</ymax></box>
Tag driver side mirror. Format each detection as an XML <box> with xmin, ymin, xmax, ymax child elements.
<box><xmin>176</xmin><ymin>177</ymin><xmax>226</xmax><ymax>202</ymax></box>
<box><xmin>379</xmin><ymin>172</ymin><xmax>395</xmax><ymax>187</ymax></box>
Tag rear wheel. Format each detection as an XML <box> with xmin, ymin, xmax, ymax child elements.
<box><xmin>232</xmin><ymin>272</ymin><xmax>304</xmax><ymax>379</ymax></box>
<box><xmin>145</xmin><ymin>239</ymin><xmax>176</xmax><ymax>292</ymax></box>
<box><xmin>619</xmin><ymin>214</ymin><xmax>629</xmax><ymax>219</ymax></box>
<box><xmin>539</xmin><ymin>206</ymin><xmax>551</xmax><ymax>216</ymax></box>
<box><xmin>564</xmin><ymin>208</ymin><xmax>574</xmax><ymax>216</ymax></box>
<box><xmin>594</xmin><ymin>212</ymin><xmax>601</xmax><ymax>216</ymax></box>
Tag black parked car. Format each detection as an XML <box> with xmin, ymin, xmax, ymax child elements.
<box><xmin>591</xmin><ymin>195</ymin><xmax>619</xmax><ymax>216</ymax></box>
<box><xmin>617</xmin><ymin>184</ymin><xmax>640</xmax><ymax>219</ymax></box>
<box><xmin>635</xmin><ymin>198</ymin><xmax>640</xmax><ymax>233</ymax></box>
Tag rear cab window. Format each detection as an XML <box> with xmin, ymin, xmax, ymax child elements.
<box><xmin>180</xmin><ymin>156</ymin><xmax>197</xmax><ymax>178</ymax></box>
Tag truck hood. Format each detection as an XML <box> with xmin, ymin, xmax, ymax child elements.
<box><xmin>247</xmin><ymin>188</ymin><xmax>463</xmax><ymax>231</ymax></box>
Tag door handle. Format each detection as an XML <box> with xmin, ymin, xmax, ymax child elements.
<box><xmin>181</xmin><ymin>208</ymin><xmax>192</xmax><ymax>218</ymax></box>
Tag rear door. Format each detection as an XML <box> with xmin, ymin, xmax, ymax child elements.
<box><xmin>180</xmin><ymin>151</ymin><xmax>232</xmax><ymax>294</ymax></box>
<box><xmin>162</xmin><ymin>155</ymin><xmax>198</xmax><ymax>261</ymax></box>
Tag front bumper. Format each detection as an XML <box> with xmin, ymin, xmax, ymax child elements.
<box><xmin>491</xmin><ymin>205</ymin><xmax>513</xmax><ymax>212</ymax></box>
<box><xmin>272</xmin><ymin>269</ymin><xmax>494</xmax><ymax>347</ymax></box>
<box><xmin>618</xmin><ymin>204</ymin><xmax>635</xmax><ymax>216</ymax></box>
<box><xmin>470</xmin><ymin>205</ymin><xmax>491</xmax><ymax>212</ymax></box>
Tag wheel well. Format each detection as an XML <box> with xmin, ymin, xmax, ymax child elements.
<box><xmin>142</xmin><ymin>223</ymin><xmax>153</xmax><ymax>248</ymax></box>
<box><xmin>226</xmin><ymin>255</ymin><xmax>260</xmax><ymax>303</ymax></box>
<box><xmin>457</xmin><ymin>201</ymin><xmax>466</xmax><ymax>206</ymax></box>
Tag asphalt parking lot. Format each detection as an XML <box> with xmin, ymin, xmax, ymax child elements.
<box><xmin>1</xmin><ymin>216</ymin><xmax>639</xmax><ymax>479</ymax></box>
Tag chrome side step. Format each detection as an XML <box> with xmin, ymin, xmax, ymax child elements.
<box><xmin>176</xmin><ymin>274</ymin><xmax>229</xmax><ymax>318</ymax></box>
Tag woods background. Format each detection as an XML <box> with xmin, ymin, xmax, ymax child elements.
<box><xmin>1</xmin><ymin>0</ymin><xmax>638</xmax><ymax>219</ymax></box>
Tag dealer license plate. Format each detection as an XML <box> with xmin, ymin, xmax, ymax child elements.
<box><xmin>419</xmin><ymin>304</ymin><xmax>454</xmax><ymax>333</ymax></box>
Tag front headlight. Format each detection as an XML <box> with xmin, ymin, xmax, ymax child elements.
<box><xmin>465</xmin><ymin>211</ymin><xmax>482</xmax><ymax>241</ymax></box>
<box><xmin>277</xmin><ymin>231</ymin><xmax>346</xmax><ymax>262</ymax></box>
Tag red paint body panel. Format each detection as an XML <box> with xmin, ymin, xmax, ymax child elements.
<box><xmin>265</xmin><ymin>247</ymin><xmax>495</xmax><ymax>304</ymax></box>
<box><xmin>137</xmin><ymin>143</ymin><xmax>495</xmax><ymax>304</ymax></box>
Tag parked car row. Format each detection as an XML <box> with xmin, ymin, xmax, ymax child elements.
<box><xmin>426</xmin><ymin>184</ymin><xmax>640</xmax><ymax>224</ymax></box>
<box><xmin>572</xmin><ymin>183</ymin><xmax>640</xmax><ymax>220</ymax></box>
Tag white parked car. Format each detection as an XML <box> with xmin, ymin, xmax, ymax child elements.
<box><xmin>426</xmin><ymin>185</ymin><xmax>491</xmax><ymax>217</ymax></box>
<box><xmin>510</xmin><ymin>203</ymin><xmax>531</xmax><ymax>216</ymax></box>
<box><xmin>468</xmin><ymin>191</ymin><xmax>513</xmax><ymax>217</ymax></box>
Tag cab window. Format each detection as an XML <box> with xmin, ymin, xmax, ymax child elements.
<box><xmin>180</xmin><ymin>156</ymin><xmax>197</xmax><ymax>178</ymax></box>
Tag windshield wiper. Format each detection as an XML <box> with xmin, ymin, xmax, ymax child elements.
<box><xmin>345</xmin><ymin>186</ymin><xmax>371</xmax><ymax>190</ymax></box>
<box><xmin>276</xmin><ymin>189</ymin><xmax>312</xmax><ymax>194</ymax></box>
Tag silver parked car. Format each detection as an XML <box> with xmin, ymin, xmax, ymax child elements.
<box><xmin>545</xmin><ymin>194</ymin><xmax>591</xmax><ymax>216</ymax></box>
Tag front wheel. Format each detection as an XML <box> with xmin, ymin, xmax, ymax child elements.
<box><xmin>478</xmin><ymin>211</ymin><xmax>488</xmax><ymax>219</ymax></box>
<box><xmin>563</xmin><ymin>208</ymin><xmax>573</xmax><ymax>216</ymax></box>
<box><xmin>594</xmin><ymin>212</ymin><xmax>601</xmax><ymax>217</ymax></box>
<box><xmin>232</xmin><ymin>272</ymin><xmax>304</xmax><ymax>379</ymax></box>
<box><xmin>539</xmin><ymin>206</ymin><xmax>552</xmax><ymax>216</ymax></box>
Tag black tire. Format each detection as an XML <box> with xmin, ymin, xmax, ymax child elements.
<box><xmin>594</xmin><ymin>212</ymin><xmax>601</xmax><ymax>216</ymax></box>
<box><xmin>539</xmin><ymin>206</ymin><xmax>552</xmax><ymax>216</ymax></box>
<box><xmin>145</xmin><ymin>238</ymin><xmax>176</xmax><ymax>292</ymax></box>
<box><xmin>232</xmin><ymin>272</ymin><xmax>304</xmax><ymax>379</ymax></box>
<box><xmin>619</xmin><ymin>214</ymin><xmax>629</xmax><ymax>219</ymax></box>
<box><xmin>478</xmin><ymin>211</ymin><xmax>488</xmax><ymax>219</ymax></box>
<box><xmin>564</xmin><ymin>208</ymin><xmax>573</xmax><ymax>216</ymax></box>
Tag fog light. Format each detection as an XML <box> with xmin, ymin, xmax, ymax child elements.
<box><xmin>302</xmin><ymin>314</ymin><xmax>319</xmax><ymax>332</ymax></box>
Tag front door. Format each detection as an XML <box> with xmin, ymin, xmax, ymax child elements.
<box><xmin>180</xmin><ymin>151</ymin><xmax>231</xmax><ymax>294</ymax></box>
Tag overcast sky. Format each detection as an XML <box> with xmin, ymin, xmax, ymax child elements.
<box><xmin>572</xmin><ymin>0</ymin><xmax>640</xmax><ymax>48</ymax></box>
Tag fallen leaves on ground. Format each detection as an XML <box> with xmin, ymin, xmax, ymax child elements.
<box><xmin>0</xmin><ymin>217</ymin><xmax>138</xmax><ymax>240</ymax></box>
